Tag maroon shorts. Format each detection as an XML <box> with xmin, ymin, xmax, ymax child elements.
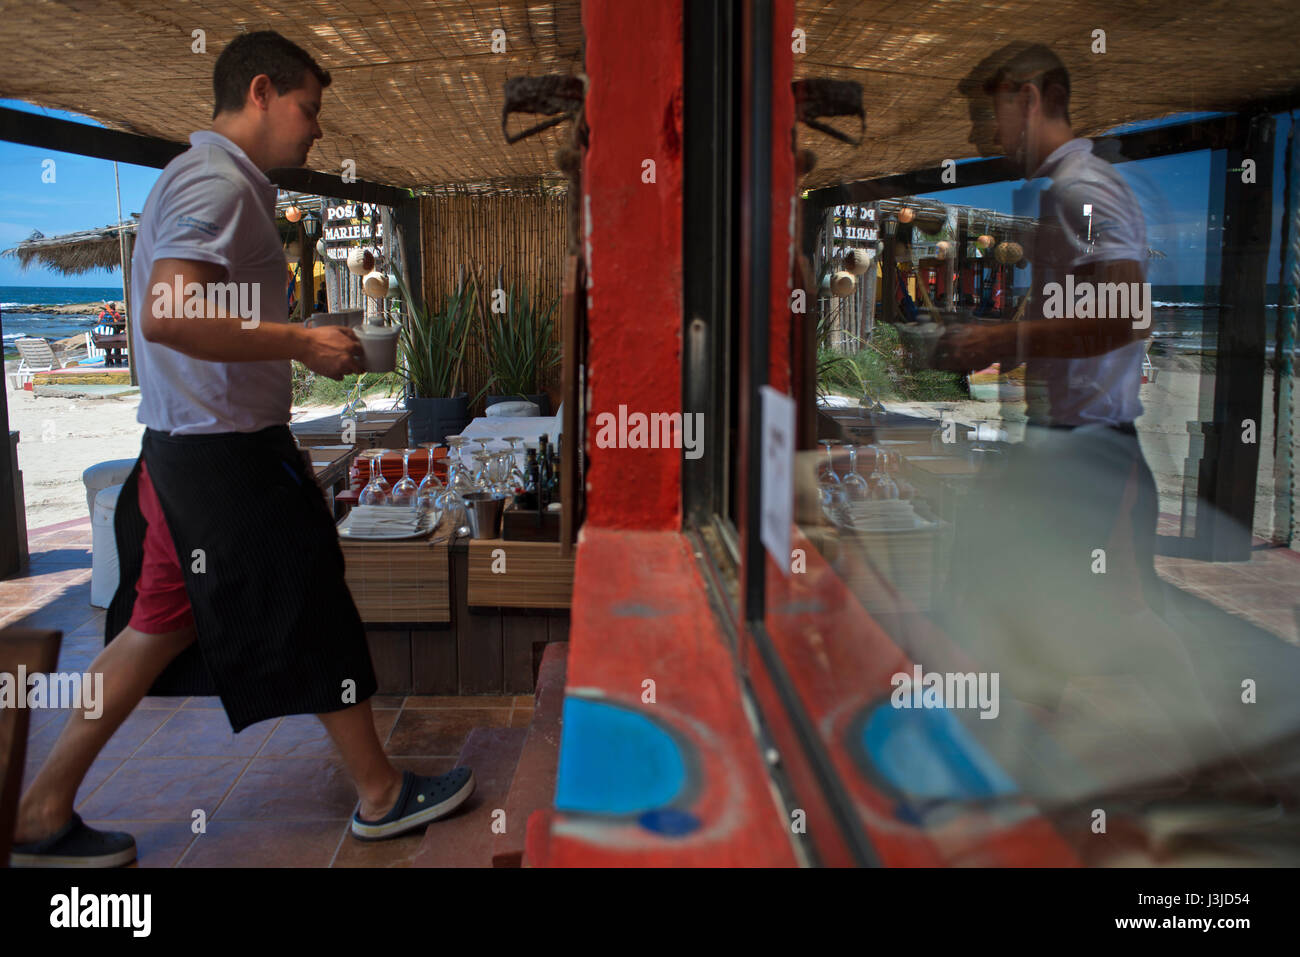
<box><xmin>128</xmin><ymin>460</ymin><xmax>196</xmax><ymax>635</ymax></box>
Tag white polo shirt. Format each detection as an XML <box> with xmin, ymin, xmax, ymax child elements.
<box><xmin>132</xmin><ymin>131</ymin><xmax>291</xmax><ymax>435</ymax></box>
<box><xmin>1024</xmin><ymin>138</ymin><xmax>1148</xmax><ymax>427</ymax></box>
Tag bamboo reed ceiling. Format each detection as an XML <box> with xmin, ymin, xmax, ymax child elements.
<box><xmin>0</xmin><ymin>2</ymin><xmax>1296</xmax><ymax>192</ymax></box>
<box><xmin>0</xmin><ymin>0</ymin><xmax>583</xmax><ymax>189</ymax></box>
<box><xmin>794</xmin><ymin>0</ymin><xmax>1300</xmax><ymax>188</ymax></box>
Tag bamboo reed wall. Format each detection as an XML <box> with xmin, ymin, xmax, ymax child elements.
<box><xmin>418</xmin><ymin>184</ymin><xmax>569</xmax><ymax>415</ymax></box>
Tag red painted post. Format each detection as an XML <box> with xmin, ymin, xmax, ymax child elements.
<box><xmin>581</xmin><ymin>0</ymin><xmax>684</xmax><ymax>531</ymax></box>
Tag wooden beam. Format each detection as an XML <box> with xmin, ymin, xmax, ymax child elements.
<box><xmin>806</xmin><ymin>115</ymin><xmax>1248</xmax><ymax>209</ymax></box>
<box><xmin>0</xmin><ymin>107</ymin><xmax>412</xmax><ymax>204</ymax></box>
<box><xmin>1194</xmin><ymin>113</ymin><xmax>1277</xmax><ymax>560</ymax></box>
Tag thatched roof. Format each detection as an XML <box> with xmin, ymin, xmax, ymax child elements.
<box><xmin>1</xmin><ymin>225</ymin><xmax>135</xmax><ymax>275</ymax></box>
<box><xmin>794</xmin><ymin>0</ymin><xmax>1300</xmax><ymax>188</ymax></box>
<box><xmin>0</xmin><ymin>1</ymin><xmax>582</xmax><ymax>190</ymax></box>
<box><xmin>0</xmin><ymin>2</ymin><xmax>1295</xmax><ymax>191</ymax></box>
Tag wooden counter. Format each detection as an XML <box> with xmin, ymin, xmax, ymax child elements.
<box><xmin>467</xmin><ymin>538</ymin><xmax>575</xmax><ymax>609</ymax></box>
<box><xmin>340</xmin><ymin>529</ymin><xmax>451</xmax><ymax>623</ymax></box>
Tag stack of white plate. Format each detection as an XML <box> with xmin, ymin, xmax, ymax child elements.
<box><xmin>341</xmin><ymin>505</ymin><xmax>426</xmax><ymax>538</ymax></box>
<box><xmin>847</xmin><ymin>500</ymin><xmax>933</xmax><ymax>531</ymax></box>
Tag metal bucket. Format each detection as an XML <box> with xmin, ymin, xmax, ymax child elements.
<box><xmin>462</xmin><ymin>492</ymin><xmax>506</xmax><ymax>539</ymax></box>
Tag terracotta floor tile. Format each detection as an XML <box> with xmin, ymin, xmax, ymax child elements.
<box><xmin>402</xmin><ymin>695</ymin><xmax>516</xmax><ymax>709</ymax></box>
<box><xmin>258</xmin><ymin>710</ymin><xmax>398</xmax><ymax>758</ymax></box>
<box><xmin>0</xmin><ymin>581</ymin><xmax>61</xmax><ymax>607</ymax></box>
<box><xmin>178</xmin><ymin>820</ymin><xmax>349</xmax><ymax>868</ymax></box>
<box><xmin>139</xmin><ymin>696</ymin><xmax>185</xmax><ymax>709</ymax></box>
<box><xmin>509</xmin><ymin>709</ymin><xmax>534</xmax><ymax>728</ymax></box>
<box><xmin>213</xmin><ymin>756</ymin><xmax>358</xmax><ymax>821</ymax></box>
<box><xmin>512</xmin><ymin>695</ymin><xmax>534</xmax><ymax>707</ymax></box>
<box><xmin>25</xmin><ymin>708</ymin><xmax>173</xmax><ymax>764</ymax></box>
<box><xmin>370</xmin><ymin>695</ymin><xmax>405</xmax><ymax>710</ymax></box>
<box><xmin>330</xmin><ymin>757</ymin><xmax>460</xmax><ymax>868</ymax></box>
<box><xmin>181</xmin><ymin>696</ymin><xmax>225</xmax><ymax>709</ymax></box>
<box><xmin>77</xmin><ymin>757</ymin><xmax>248</xmax><ymax>821</ymax></box>
<box><xmin>386</xmin><ymin>708</ymin><xmax>511</xmax><ymax>757</ymax></box>
<box><xmin>331</xmin><ymin>829</ymin><xmax>426</xmax><ymax>868</ymax></box>
<box><xmin>106</xmin><ymin>821</ymin><xmax>201</xmax><ymax>868</ymax></box>
<box><xmin>23</xmin><ymin>754</ymin><xmax>123</xmax><ymax>810</ymax></box>
<box><xmin>135</xmin><ymin>709</ymin><xmax>275</xmax><ymax>759</ymax></box>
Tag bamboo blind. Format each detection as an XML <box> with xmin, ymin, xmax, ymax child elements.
<box><xmin>342</xmin><ymin>536</ymin><xmax>451</xmax><ymax>623</ymax></box>
<box><xmin>467</xmin><ymin>539</ymin><xmax>575</xmax><ymax>609</ymax></box>
<box><xmin>418</xmin><ymin>184</ymin><xmax>569</xmax><ymax>412</ymax></box>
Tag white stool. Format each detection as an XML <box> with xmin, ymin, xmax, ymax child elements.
<box><xmin>91</xmin><ymin>483</ymin><xmax>124</xmax><ymax>609</ymax></box>
<box><xmin>82</xmin><ymin>458</ymin><xmax>136</xmax><ymax>519</ymax></box>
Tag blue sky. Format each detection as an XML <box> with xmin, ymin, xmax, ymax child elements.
<box><xmin>918</xmin><ymin>112</ymin><xmax>1295</xmax><ymax>287</ymax></box>
<box><xmin>0</xmin><ymin>100</ymin><xmax>161</xmax><ymax>288</ymax></box>
<box><xmin>1</xmin><ymin>101</ymin><xmax>1295</xmax><ymax>290</ymax></box>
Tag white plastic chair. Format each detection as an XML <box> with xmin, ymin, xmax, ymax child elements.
<box><xmin>12</xmin><ymin>337</ymin><xmax>59</xmax><ymax>390</ymax></box>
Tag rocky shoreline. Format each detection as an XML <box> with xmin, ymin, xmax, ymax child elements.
<box><xmin>3</xmin><ymin>302</ymin><xmax>110</xmax><ymax>315</ymax></box>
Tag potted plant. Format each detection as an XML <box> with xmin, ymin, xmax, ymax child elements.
<box><xmin>481</xmin><ymin>281</ymin><xmax>560</xmax><ymax>416</ymax></box>
<box><xmin>394</xmin><ymin>272</ymin><xmax>483</xmax><ymax>446</ymax></box>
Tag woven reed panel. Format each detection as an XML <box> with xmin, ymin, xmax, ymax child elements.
<box><xmin>467</xmin><ymin>538</ymin><xmax>574</xmax><ymax>608</ymax></box>
<box><xmin>342</xmin><ymin>534</ymin><xmax>450</xmax><ymax>622</ymax></box>
<box><xmin>0</xmin><ymin>0</ymin><xmax>583</xmax><ymax>189</ymax></box>
<box><xmin>791</xmin><ymin>0</ymin><xmax>1300</xmax><ymax>187</ymax></box>
<box><xmin>418</xmin><ymin>186</ymin><xmax>567</xmax><ymax>409</ymax></box>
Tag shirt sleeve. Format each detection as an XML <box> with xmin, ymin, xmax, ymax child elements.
<box><xmin>149</xmin><ymin>170</ymin><xmax>250</xmax><ymax>278</ymax></box>
<box><xmin>1051</xmin><ymin>175</ymin><xmax>1148</xmax><ymax>272</ymax></box>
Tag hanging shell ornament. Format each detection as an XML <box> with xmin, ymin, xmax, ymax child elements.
<box><xmin>842</xmin><ymin>247</ymin><xmax>873</xmax><ymax>276</ymax></box>
<box><xmin>994</xmin><ymin>241</ymin><xmax>1024</xmax><ymax>265</ymax></box>
<box><xmin>363</xmin><ymin>269</ymin><xmax>389</xmax><ymax>299</ymax></box>
<box><xmin>896</xmin><ymin>207</ymin><xmax>915</xmax><ymax>224</ymax></box>
<box><xmin>347</xmin><ymin>248</ymin><xmax>375</xmax><ymax>276</ymax></box>
<box><xmin>976</xmin><ymin>234</ymin><xmax>995</xmax><ymax>250</ymax></box>
<box><xmin>830</xmin><ymin>271</ymin><xmax>855</xmax><ymax>297</ymax></box>
<box><xmin>935</xmin><ymin>240</ymin><xmax>954</xmax><ymax>260</ymax></box>
<box><xmin>285</xmin><ymin>205</ymin><xmax>302</xmax><ymax>223</ymax></box>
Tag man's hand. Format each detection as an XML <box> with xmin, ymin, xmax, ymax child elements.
<box><xmin>299</xmin><ymin>326</ymin><xmax>366</xmax><ymax>380</ymax></box>
<box><xmin>933</xmin><ymin>323</ymin><xmax>1014</xmax><ymax>372</ymax></box>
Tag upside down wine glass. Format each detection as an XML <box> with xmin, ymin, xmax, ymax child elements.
<box><xmin>841</xmin><ymin>444</ymin><xmax>870</xmax><ymax>501</ymax></box>
<box><xmin>358</xmin><ymin>449</ymin><xmax>389</xmax><ymax>506</ymax></box>
<box><xmin>391</xmin><ymin>448</ymin><xmax>418</xmax><ymax>506</ymax></box>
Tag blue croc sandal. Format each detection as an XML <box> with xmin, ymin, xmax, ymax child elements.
<box><xmin>351</xmin><ymin>768</ymin><xmax>476</xmax><ymax>841</ymax></box>
<box><xmin>10</xmin><ymin>814</ymin><xmax>137</xmax><ymax>868</ymax></box>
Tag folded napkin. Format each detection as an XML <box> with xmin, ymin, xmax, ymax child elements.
<box><xmin>345</xmin><ymin>504</ymin><xmax>425</xmax><ymax>537</ymax></box>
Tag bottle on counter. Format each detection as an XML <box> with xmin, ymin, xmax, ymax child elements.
<box><xmin>537</xmin><ymin>434</ymin><xmax>552</xmax><ymax>510</ymax></box>
<box><xmin>519</xmin><ymin>449</ymin><xmax>539</xmax><ymax>511</ymax></box>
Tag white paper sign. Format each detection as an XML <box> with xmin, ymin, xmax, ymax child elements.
<box><xmin>760</xmin><ymin>385</ymin><xmax>795</xmax><ymax>576</ymax></box>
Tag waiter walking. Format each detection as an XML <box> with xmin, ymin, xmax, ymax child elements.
<box><xmin>12</xmin><ymin>30</ymin><xmax>475</xmax><ymax>867</ymax></box>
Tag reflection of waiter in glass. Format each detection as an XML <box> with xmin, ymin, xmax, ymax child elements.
<box><xmin>934</xmin><ymin>46</ymin><xmax>1255</xmax><ymax>795</ymax></box>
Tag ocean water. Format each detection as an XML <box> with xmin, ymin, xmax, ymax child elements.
<box><xmin>0</xmin><ymin>285</ymin><xmax>124</xmax><ymax>344</ymax></box>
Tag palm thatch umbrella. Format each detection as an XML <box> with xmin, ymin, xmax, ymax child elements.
<box><xmin>1</xmin><ymin>222</ymin><xmax>136</xmax><ymax>276</ymax></box>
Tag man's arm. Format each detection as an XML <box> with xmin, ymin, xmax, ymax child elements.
<box><xmin>141</xmin><ymin>258</ymin><xmax>365</xmax><ymax>379</ymax></box>
<box><xmin>936</xmin><ymin>259</ymin><xmax>1149</xmax><ymax>370</ymax></box>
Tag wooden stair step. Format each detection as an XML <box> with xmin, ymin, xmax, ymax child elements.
<box><xmin>494</xmin><ymin>641</ymin><xmax>568</xmax><ymax>867</ymax></box>
<box><xmin>410</xmin><ymin>726</ymin><xmax>528</xmax><ymax>868</ymax></box>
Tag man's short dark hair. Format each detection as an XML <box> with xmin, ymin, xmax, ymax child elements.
<box><xmin>212</xmin><ymin>30</ymin><xmax>331</xmax><ymax>119</ymax></box>
<box><xmin>958</xmin><ymin>43</ymin><xmax>1071</xmax><ymax>123</ymax></box>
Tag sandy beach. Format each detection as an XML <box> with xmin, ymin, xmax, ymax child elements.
<box><xmin>8</xmin><ymin>352</ymin><xmax>1297</xmax><ymax>543</ymax></box>
<box><xmin>7</xmin><ymin>386</ymin><xmax>402</xmax><ymax>531</ymax></box>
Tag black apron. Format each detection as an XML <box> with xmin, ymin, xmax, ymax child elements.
<box><xmin>104</xmin><ymin>425</ymin><xmax>378</xmax><ymax>732</ymax></box>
